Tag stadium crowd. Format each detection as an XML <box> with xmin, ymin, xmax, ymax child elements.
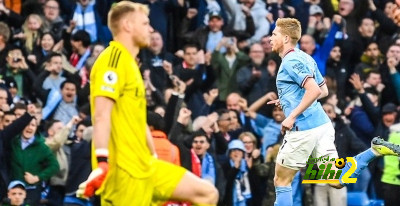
<box><xmin>0</xmin><ymin>0</ymin><xmax>399</xmax><ymax>205</ymax></box>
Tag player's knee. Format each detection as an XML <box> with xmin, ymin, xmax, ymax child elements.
<box><xmin>274</xmin><ymin>173</ymin><xmax>292</xmax><ymax>187</ymax></box>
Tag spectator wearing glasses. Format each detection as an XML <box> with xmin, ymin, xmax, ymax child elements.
<box><xmin>42</xmin><ymin>0</ymin><xmax>65</xmax><ymax>42</ymax></box>
<box><xmin>236</xmin><ymin>43</ymin><xmax>276</xmax><ymax>110</ymax></box>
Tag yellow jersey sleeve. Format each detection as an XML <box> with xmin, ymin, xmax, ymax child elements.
<box><xmin>90</xmin><ymin>48</ymin><xmax>125</xmax><ymax>101</ymax></box>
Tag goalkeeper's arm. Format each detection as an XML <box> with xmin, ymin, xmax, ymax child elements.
<box><xmin>77</xmin><ymin>96</ymin><xmax>114</xmax><ymax>198</ymax></box>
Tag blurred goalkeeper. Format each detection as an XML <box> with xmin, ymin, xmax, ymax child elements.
<box><xmin>76</xmin><ymin>1</ymin><xmax>218</xmax><ymax>205</ymax></box>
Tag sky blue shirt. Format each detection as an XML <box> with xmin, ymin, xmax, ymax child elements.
<box><xmin>276</xmin><ymin>48</ymin><xmax>330</xmax><ymax>131</ymax></box>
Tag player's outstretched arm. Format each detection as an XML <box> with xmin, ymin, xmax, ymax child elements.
<box><xmin>77</xmin><ymin>96</ymin><xmax>114</xmax><ymax>199</ymax></box>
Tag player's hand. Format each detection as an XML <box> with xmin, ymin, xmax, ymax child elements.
<box><xmin>77</xmin><ymin>149</ymin><xmax>109</xmax><ymax>199</ymax></box>
<box><xmin>281</xmin><ymin>116</ymin><xmax>295</xmax><ymax>135</ymax></box>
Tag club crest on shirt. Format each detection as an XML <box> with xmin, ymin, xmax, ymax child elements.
<box><xmin>103</xmin><ymin>71</ymin><xmax>118</xmax><ymax>85</ymax></box>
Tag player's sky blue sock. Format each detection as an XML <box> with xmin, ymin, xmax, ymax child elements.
<box><xmin>339</xmin><ymin>148</ymin><xmax>377</xmax><ymax>186</ymax></box>
<box><xmin>274</xmin><ymin>186</ymin><xmax>293</xmax><ymax>206</ymax></box>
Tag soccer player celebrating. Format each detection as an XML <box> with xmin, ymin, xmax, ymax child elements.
<box><xmin>76</xmin><ymin>1</ymin><xmax>218</xmax><ymax>205</ymax></box>
<box><xmin>269</xmin><ymin>18</ymin><xmax>400</xmax><ymax>206</ymax></box>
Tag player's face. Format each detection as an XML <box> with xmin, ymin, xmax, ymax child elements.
<box><xmin>270</xmin><ymin>27</ymin><xmax>284</xmax><ymax>53</ymax></box>
<box><xmin>131</xmin><ymin>12</ymin><xmax>154</xmax><ymax>48</ymax></box>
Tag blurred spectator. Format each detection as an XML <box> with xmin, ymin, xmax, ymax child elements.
<box><xmin>244</xmin><ymin>91</ymin><xmax>281</xmax><ymax>157</ymax></box>
<box><xmin>381</xmin><ymin>123</ymin><xmax>400</xmax><ymax>206</ymax></box>
<box><xmin>13</xmin><ymin>103</ymin><xmax>26</xmax><ymax>119</ymax></box>
<box><xmin>1</xmin><ymin>47</ymin><xmax>36</xmax><ymax>102</ymax></box>
<box><xmin>169</xmin><ymin>108</ymin><xmax>226</xmax><ymax>203</ymax></box>
<box><xmin>236</xmin><ymin>43</ymin><xmax>274</xmax><ymax>107</ymax></box>
<box><xmin>4</xmin><ymin>77</ymin><xmax>20</xmax><ymax>105</ymax></box>
<box><xmin>28</xmin><ymin>32</ymin><xmax>58</xmax><ymax>74</ymax></box>
<box><xmin>238</xmin><ymin>132</ymin><xmax>265</xmax><ymax>205</ymax></box>
<box><xmin>179</xmin><ymin>10</ymin><xmax>255</xmax><ymax>52</ymax></box>
<box><xmin>300</xmin><ymin>14</ymin><xmax>343</xmax><ymax>76</ymax></box>
<box><xmin>0</xmin><ymin>105</ymin><xmax>35</xmax><ymax>200</ymax></box>
<box><xmin>171</xmin><ymin>44</ymin><xmax>215</xmax><ymax>118</ymax></box>
<box><xmin>260</xmin><ymin>35</ymin><xmax>273</xmax><ymax>59</ymax></box>
<box><xmin>13</xmin><ymin>14</ymin><xmax>43</xmax><ymax>55</ymax></box>
<box><xmin>132</xmin><ymin>0</ymin><xmax>184</xmax><ymax>48</ymax></box>
<box><xmin>90</xmin><ymin>43</ymin><xmax>104</xmax><ymax>59</ymax></box>
<box><xmin>306</xmin><ymin>4</ymin><xmax>330</xmax><ymax>45</ymax></box>
<box><xmin>9</xmin><ymin>117</ymin><xmax>59</xmax><ymax>205</ymax></box>
<box><xmin>355</xmin><ymin>42</ymin><xmax>384</xmax><ymax>75</ymax></box>
<box><xmin>0</xmin><ymin>22</ymin><xmax>10</xmax><ymax>67</ymax></box>
<box><xmin>226</xmin><ymin>92</ymin><xmax>257</xmax><ymax>135</ymax></box>
<box><xmin>222</xmin><ymin>0</ymin><xmax>270</xmax><ymax>44</ymax></box>
<box><xmin>0</xmin><ymin>112</ymin><xmax>15</xmax><ymax>131</ymax></box>
<box><xmin>0</xmin><ymin>0</ymin><xmax>23</xmax><ymax>31</ymax></box>
<box><xmin>139</xmin><ymin>31</ymin><xmax>176</xmax><ymax>92</ymax></box>
<box><xmin>65</xmin><ymin>30</ymin><xmax>91</xmax><ymax>71</ymax></box>
<box><xmin>380</xmin><ymin>44</ymin><xmax>400</xmax><ymax>104</ymax></box>
<box><xmin>51</xmin><ymin>80</ymin><xmax>79</xmax><ymax>125</ymax></box>
<box><xmin>325</xmin><ymin>45</ymin><xmax>348</xmax><ymax>108</ymax></box>
<box><xmin>45</xmin><ymin>116</ymin><xmax>80</xmax><ymax>206</ymax></box>
<box><xmin>71</xmin><ymin>0</ymin><xmax>101</xmax><ymax>43</ymax></box>
<box><xmin>2</xmin><ymin>180</ymin><xmax>27</xmax><ymax>206</ymax></box>
<box><xmin>147</xmin><ymin>111</ymin><xmax>180</xmax><ymax>165</ymax></box>
<box><xmin>222</xmin><ymin>140</ymin><xmax>255</xmax><ymax>205</ymax></box>
<box><xmin>211</xmin><ymin>37</ymin><xmax>249</xmax><ymax>101</ymax></box>
<box><xmin>63</xmin><ymin>125</ymin><xmax>92</xmax><ymax>206</ymax></box>
<box><xmin>42</xmin><ymin>0</ymin><xmax>65</xmax><ymax>42</ymax></box>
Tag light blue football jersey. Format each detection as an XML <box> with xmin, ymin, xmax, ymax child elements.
<box><xmin>276</xmin><ymin>48</ymin><xmax>330</xmax><ymax>131</ymax></box>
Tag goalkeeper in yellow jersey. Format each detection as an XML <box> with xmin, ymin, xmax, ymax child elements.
<box><xmin>76</xmin><ymin>1</ymin><xmax>218</xmax><ymax>205</ymax></box>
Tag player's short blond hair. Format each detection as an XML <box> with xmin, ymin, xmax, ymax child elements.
<box><xmin>108</xmin><ymin>1</ymin><xmax>149</xmax><ymax>36</ymax></box>
<box><xmin>276</xmin><ymin>18</ymin><xmax>302</xmax><ymax>45</ymax></box>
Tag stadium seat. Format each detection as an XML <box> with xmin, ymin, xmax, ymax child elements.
<box><xmin>347</xmin><ymin>192</ymin><xmax>370</xmax><ymax>206</ymax></box>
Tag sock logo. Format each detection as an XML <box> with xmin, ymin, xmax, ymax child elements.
<box><xmin>302</xmin><ymin>157</ymin><xmax>357</xmax><ymax>184</ymax></box>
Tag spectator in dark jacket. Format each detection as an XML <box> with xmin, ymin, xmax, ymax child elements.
<box><xmin>10</xmin><ymin>117</ymin><xmax>59</xmax><ymax>205</ymax></box>
<box><xmin>0</xmin><ymin>107</ymin><xmax>35</xmax><ymax>200</ymax></box>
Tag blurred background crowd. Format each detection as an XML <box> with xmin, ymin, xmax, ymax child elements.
<box><xmin>0</xmin><ymin>0</ymin><xmax>400</xmax><ymax>205</ymax></box>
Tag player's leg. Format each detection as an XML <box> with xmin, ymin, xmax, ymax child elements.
<box><xmin>274</xmin><ymin>164</ymin><xmax>298</xmax><ymax>206</ymax></box>
<box><xmin>171</xmin><ymin>171</ymin><xmax>218</xmax><ymax>205</ymax></box>
<box><xmin>101</xmin><ymin>166</ymin><xmax>154</xmax><ymax>206</ymax></box>
<box><xmin>152</xmin><ymin>159</ymin><xmax>218</xmax><ymax>206</ymax></box>
<box><xmin>335</xmin><ymin>137</ymin><xmax>400</xmax><ymax>188</ymax></box>
<box><xmin>274</xmin><ymin>129</ymin><xmax>319</xmax><ymax>206</ymax></box>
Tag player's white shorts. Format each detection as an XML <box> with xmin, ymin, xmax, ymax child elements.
<box><xmin>276</xmin><ymin>122</ymin><xmax>338</xmax><ymax>170</ymax></box>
